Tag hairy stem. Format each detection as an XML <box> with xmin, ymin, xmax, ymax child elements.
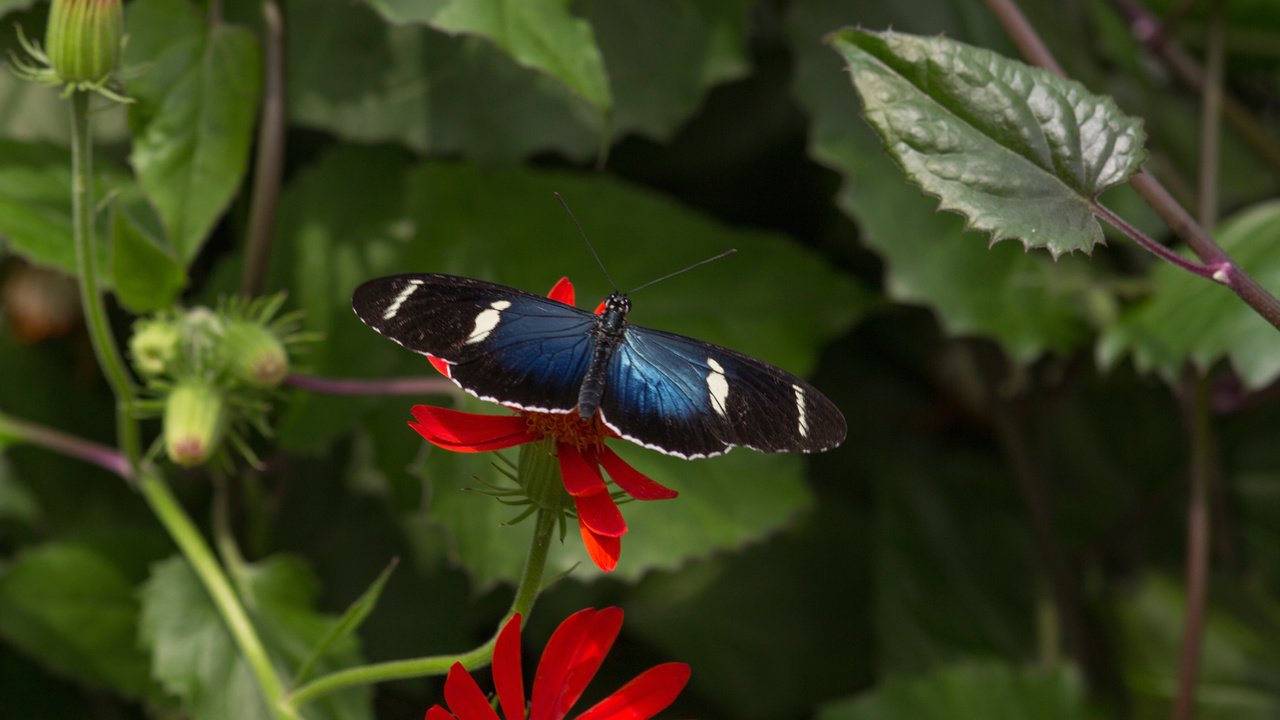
<box><xmin>69</xmin><ymin>90</ymin><xmax>290</xmax><ymax>719</ymax></box>
<box><xmin>284</xmin><ymin>508</ymin><xmax>557</xmax><ymax>711</ymax></box>
<box><xmin>70</xmin><ymin>91</ymin><xmax>142</xmax><ymax>471</ymax></box>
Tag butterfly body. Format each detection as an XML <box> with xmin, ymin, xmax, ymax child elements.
<box><xmin>353</xmin><ymin>273</ymin><xmax>845</xmax><ymax>459</ymax></box>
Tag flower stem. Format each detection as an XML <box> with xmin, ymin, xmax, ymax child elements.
<box><xmin>283</xmin><ymin>508</ymin><xmax>557</xmax><ymax>712</ymax></box>
<box><xmin>70</xmin><ymin>89</ymin><xmax>142</xmax><ymax>470</ymax></box>
<box><xmin>68</xmin><ymin>89</ymin><xmax>291</xmax><ymax>719</ymax></box>
<box><xmin>139</xmin><ymin>470</ymin><xmax>297</xmax><ymax>720</ymax></box>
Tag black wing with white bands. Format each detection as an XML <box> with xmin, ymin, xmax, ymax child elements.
<box><xmin>599</xmin><ymin>326</ymin><xmax>847</xmax><ymax>459</ymax></box>
<box><xmin>352</xmin><ymin>274</ymin><xmax>597</xmax><ymax>413</ymax></box>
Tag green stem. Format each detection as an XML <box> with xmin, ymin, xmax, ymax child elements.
<box><xmin>69</xmin><ymin>90</ymin><xmax>291</xmax><ymax>719</ymax></box>
<box><xmin>284</xmin><ymin>508</ymin><xmax>557</xmax><ymax>712</ymax></box>
<box><xmin>139</xmin><ymin>471</ymin><xmax>298</xmax><ymax>720</ymax></box>
<box><xmin>70</xmin><ymin>90</ymin><xmax>142</xmax><ymax>470</ymax></box>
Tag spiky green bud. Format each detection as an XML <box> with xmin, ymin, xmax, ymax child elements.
<box><xmin>129</xmin><ymin>318</ymin><xmax>181</xmax><ymax>377</ymax></box>
<box><xmin>45</xmin><ymin>0</ymin><xmax>123</xmax><ymax>84</ymax></box>
<box><xmin>221</xmin><ymin>320</ymin><xmax>289</xmax><ymax>389</ymax></box>
<box><xmin>163</xmin><ymin>379</ymin><xmax>227</xmax><ymax>467</ymax></box>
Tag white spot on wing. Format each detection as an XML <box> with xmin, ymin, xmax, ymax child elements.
<box><xmin>706</xmin><ymin>358</ymin><xmax>729</xmax><ymax>417</ymax></box>
<box><xmin>793</xmin><ymin>384</ymin><xmax>809</xmax><ymax>438</ymax></box>
<box><xmin>381</xmin><ymin>279</ymin><xmax>424</xmax><ymax>320</ymax></box>
<box><xmin>465</xmin><ymin>299</ymin><xmax>511</xmax><ymax>344</ymax></box>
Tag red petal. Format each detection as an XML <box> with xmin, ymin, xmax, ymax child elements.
<box><xmin>427</xmin><ymin>354</ymin><xmax>453</xmax><ymax>377</ymax></box>
<box><xmin>573</xmin><ymin>491</ymin><xmax>626</xmax><ymax>538</ymax></box>
<box><xmin>443</xmin><ymin>662</ymin><xmax>501</xmax><ymax>720</ymax></box>
<box><xmin>597</xmin><ymin>447</ymin><xmax>677</xmax><ymax>500</ymax></box>
<box><xmin>592</xmin><ymin>300</ymin><xmax>606</xmax><ymax>316</ymax></box>
<box><xmin>426</xmin><ymin>706</ymin><xmax>458</xmax><ymax>720</ymax></box>
<box><xmin>530</xmin><ymin>608</ymin><xmax>624</xmax><ymax>720</ymax></box>
<box><xmin>546</xmin><ymin>277</ymin><xmax>575</xmax><ymax>306</ymax></box>
<box><xmin>556</xmin><ymin>444</ymin><xmax>608</xmax><ymax>497</ymax></box>
<box><xmin>409</xmin><ymin>406</ymin><xmax>536</xmax><ymax>453</ymax></box>
<box><xmin>580</xmin><ymin>523</ymin><xmax>621</xmax><ymax>572</ymax></box>
<box><xmin>494</xmin><ymin>614</ymin><xmax>527</xmax><ymax>720</ymax></box>
<box><xmin>575</xmin><ymin>663</ymin><xmax>691</xmax><ymax>720</ymax></box>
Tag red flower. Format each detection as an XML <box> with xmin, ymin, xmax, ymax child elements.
<box><xmin>425</xmin><ymin>608</ymin><xmax>690</xmax><ymax>720</ymax></box>
<box><xmin>409</xmin><ymin>278</ymin><xmax>677</xmax><ymax>572</ymax></box>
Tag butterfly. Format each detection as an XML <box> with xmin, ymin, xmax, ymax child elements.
<box><xmin>352</xmin><ymin>273</ymin><xmax>846</xmax><ymax>459</ymax></box>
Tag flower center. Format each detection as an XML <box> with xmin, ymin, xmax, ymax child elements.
<box><xmin>524</xmin><ymin>410</ymin><xmax>610</xmax><ymax>451</ymax></box>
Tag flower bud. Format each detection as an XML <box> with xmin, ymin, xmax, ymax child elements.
<box><xmin>163</xmin><ymin>379</ymin><xmax>227</xmax><ymax>467</ymax></box>
<box><xmin>221</xmin><ymin>320</ymin><xmax>289</xmax><ymax>389</ymax></box>
<box><xmin>45</xmin><ymin>0</ymin><xmax>123</xmax><ymax>84</ymax></box>
<box><xmin>129</xmin><ymin>318</ymin><xmax>181</xmax><ymax>377</ymax></box>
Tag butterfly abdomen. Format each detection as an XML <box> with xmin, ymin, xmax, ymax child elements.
<box><xmin>577</xmin><ymin>294</ymin><xmax>631</xmax><ymax>419</ymax></box>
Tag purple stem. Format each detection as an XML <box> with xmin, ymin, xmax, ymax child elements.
<box><xmin>0</xmin><ymin>413</ymin><xmax>132</xmax><ymax>480</ymax></box>
<box><xmin>286</xmin><ymin>373</ymin><xmax>456</xmax><ymax>396</ymax></box>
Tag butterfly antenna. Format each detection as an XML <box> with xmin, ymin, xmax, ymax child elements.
<box><xmin>555</xmin><ymin>192</ymin><xmax>619</xmax><ymax>293</ymax></box>
<box><xmin>627</xmin><ymin>248</ymin><xmax>737</xmax><ymax>295</ymax></box>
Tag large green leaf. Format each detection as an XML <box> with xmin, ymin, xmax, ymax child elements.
<box><xmin>788</xmin><ymin>3</ymin><xmax>1095</xmax><ymax>360</ymax></box>
<box><xmin>366</xmin><ymin>0</ymin><xmax>610</xmax><ymax>114</ymax></box>
<box><xmin>124</xmin><ymin>0</ymin><xmax>261</xmax><ymax>263</ymax></box>
<box><xmin>139</xmin><ymin>555</ymin><xmax>372</xmax><ymax>720</ymax></box>
<box><xmin>271</xmin><ymin>147</ymin><xmax>866</xmax><ymax>584</ymax></box>
<box><xmin>289</xmin><ymin>0</ymin><xmax>599</xmax><ymax>163</ymax></box>
<box><xmin>818</xmin><ymin>660</ymin><xmax>1105</xmax><ymax>720</ymax></box>
<box><xmin>0</xmin><ymin>543</ymin><xmax>158</xmax><ymax>701</ymax></box>
<box><xmin>828</xmin><ymin>29</ymin><xmax>1147</xmax><ymax>257</ymax></box>
<box><xmin>288</xmin><ymin>0</ymin><xmax>748</xmax><ymax>162</ymax></box>
<box><xmin>576</xmin><ymin>0</ymin><xmax>750</xmax><ymax>142</ymax></box>
<box><xmin>1113</xmin><ymin>575</ymin><xmax>1280</xmax><ymax>719</ymax></box>
<box><xmin>1099</xmin><ymin>202</ymin><xmax>1280</xmax><ymax>389</ymax></box>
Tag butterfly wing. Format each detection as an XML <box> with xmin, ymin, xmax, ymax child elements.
<box><xmin>599</xmin><ymin>325</ymin><xmax>847</xmax><ymax>459</ymax></box>
<box><xmin>352</xmin><ymin>274</ymin><xmax>597</xmax><ymax>413</ymax></box>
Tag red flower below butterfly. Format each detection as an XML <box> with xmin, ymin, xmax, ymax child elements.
<box><xmin>425</xmin><ymin>608</ymin><xmax>690</xmax><ymax>720</ymax></box>
<box><xmin>409</xmin><ymin>278</ymin><xmax>677</xmax><ymax>572</ymax></box>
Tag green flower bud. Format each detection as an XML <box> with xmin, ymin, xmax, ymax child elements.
<box><xmin>164</xmin><ymin>379</ymin><xmax>227</xmax><ymax>467</ymax></box>
<box><xmin>45</xmin><ymin>0</ymin><xmax>123</xmax><ymax>84</ymax></box>
<box><xmin>129</xmin><ymin>318</ymin><xmax>181</xmax><ymax>377</ymax></box>
<box><xmin>221</xmin><ymin>320</ymin><xmax>289</xmax><ymax>389</ymax></box>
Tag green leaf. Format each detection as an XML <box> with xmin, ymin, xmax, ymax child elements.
<box><xmin>0</xmin><ymin>543</ymin><xmax>158</xmax><ymax>701</ymax></box>
<box><xmin>1099</xmin><ymin>202</ymin><xmax>1280</xmax><ymax>389</ymax></box>
<box><xmin>111</xmin><ymin>211</ymin><xmax>186</xmax><ymax>313</ymax></box>
<box><xmin>124</xmin><ymin>0</ymin><xmax>262</xmax><ymax>263</ymax></box>
<box><xmin>366</xmin><ymin>0</ymin><xmax>611</xmax><ymax>113</ymax></box>
<box><xmin>787</xmin><ymin>6</ymin><xmax>1094</xmax><ymax>360</ymax></box>
<box><xmin>139</xmin><ymin>555</ymin><xmax>372</xmax><ymax>720</ymax></box>
<box><xmin>827</xmin><ymin>29</ymin><xmax>1147</xmax><ymax>257</ymax></box>
<box><xmin>1113</xmin><ymin>575</ymin><xmax>1280</xmax><ymax>719</ymax></box>
<box><xmin>570</xmin><ymin>0</ymin><xmax>752</xmax><ymax>142</ymax></box>
<box><xmin>817</xmin><ymin>660</ymin><xmax>1106</xmax><ymax>720</ymax></box>
<box><xmin>288</xmin><ymin>0</ymin><xmax>599</xmax><ymax>163</ymax></box>
<box><xmin>0</xmin><ymin>140</ymin><xmax>139</xmax><ymax>279</ymax></box>
<box><xmin>292</xmin><ymin>558</ymin><xmax>398</xmax><ymax>686</ymax></box>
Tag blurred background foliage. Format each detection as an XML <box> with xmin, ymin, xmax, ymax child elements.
<box><xmin>2</xmin><ymin>0</ymin><xmax>1280</xmax><ymax>717</ymax></box>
